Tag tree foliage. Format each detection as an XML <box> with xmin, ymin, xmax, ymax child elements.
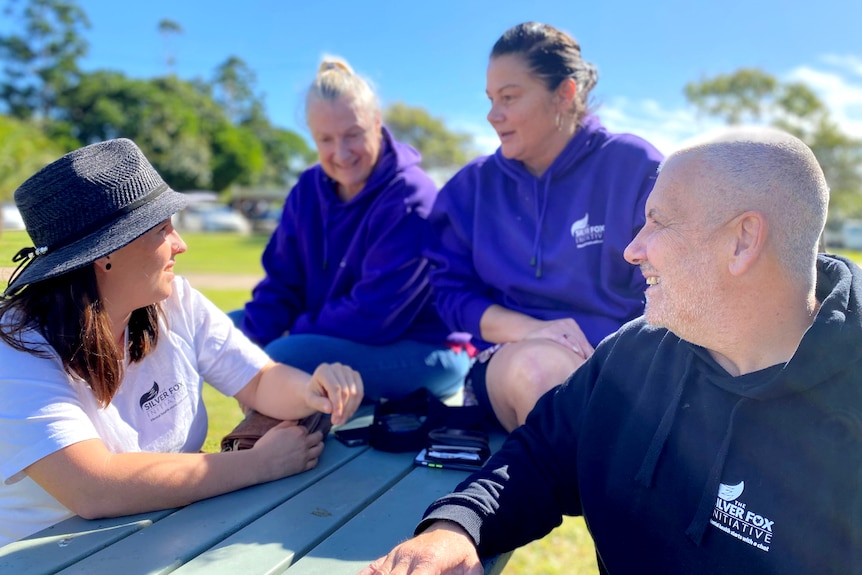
<box><xmin>0</xmin><ymin>0</ymin><xmax>478</xmax><ymax>199</ymax></box>
<box><xmin>0</xmin><ymin>0</ymin><xmax>315</xmax><ymax>196</ymax></box>
<box><xmin>158</xmin><ymin>18</ymin><xmax>183</xmax><ymax>74</ymax></box>
<box><xmin>384</xmin><ymin>102</ymin><xmax>477</xmax><ymax>169</ymax></box>
<box><xmin>0</xmin><ymin>114</ymin><xmax>63</xmax><ymax>201</ymax></box>
<box><xmin>685</xmin><ymin>68</ymin><xmax>862</xmax><ymax>219</ymax></box>
<box><xmin>0</xmin><ymin>0</ymin><xmax>89</xmax><ymax>121</ymax></box>
<box><xmin>210</xmin><ymin>56</ymin><xmax>315</xmax><ymax>187</ymax></box>
<box><xmin>213</xmin><ymin>56</ymin><xmax>260</xmax><ymax>125</ymax></box>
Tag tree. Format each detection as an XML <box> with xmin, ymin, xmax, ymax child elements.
<box><xmin>0</xmin><ymin>1</ymin><xmax>313</xmax><ymax>194</ymax></box>
<box><xmin>0</xmin><ymin>0</ymin><xmax>89</xmax><ymax>121</ymax></box>
<box><xmin>684</xmin><ymin>68</ymin><xmax>777</xmax><ymax>124</ymax></box>
<box><xmin>211</xmin><ymin>56</ymin><xmax>313</xmax><ymax>188</ymax></box>
<box><xmin>384</xmin><ymin>102</ymin><xmax>477</xmax><ymax>169</ymax></box>
<box><xmin>57</xmin><ymin>70</ymin><xmax>255</xmax><ymax>191</ymax></box>
<box><xmin>0</xmin><ymin>114</ymin><xmax>63</xmax><ymax>201</ymax></box>
<box><xmin>212</xmin><ymin>56</ymin><xmax>260</xmax><ymax>125</ymax></box>
<box><xmin>211</xmin><ymin>124</ymin><xmax>266</xmax><ymax>190</ymax></box>
<box><xmin>158</xmin><ymin>19</ymin><xmax>183</xmax><ymax>75</ymax></box>
<box><xmin>685</xmin><ymin>68</ymin><xmax>862</xmax><ymax>220</ymax></box>
<box><xmin>252</xmin><ymin>124</ymin><xmax>315</xmax><ymax>188</ymax></box>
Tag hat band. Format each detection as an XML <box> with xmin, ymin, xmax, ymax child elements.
<box><xmin>4</xmin><ymin>183</ymin><xmax>171</xmax><ymax>297</ymax></box>
<box><xmin>44</xmin><ymin>182</ymin><xmax>170</xmax><ymax>253</ymax></box>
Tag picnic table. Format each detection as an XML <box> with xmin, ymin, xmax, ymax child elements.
<box><xmin>0</xmin><ymin>411</ymin><xmax>512</xmax><ymax>575</ymax></box>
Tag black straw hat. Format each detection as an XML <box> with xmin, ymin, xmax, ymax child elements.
<box><xmin>4</xmin><ymin>138</ymin><xmax>189</xmax><ymax>295</ymax></box>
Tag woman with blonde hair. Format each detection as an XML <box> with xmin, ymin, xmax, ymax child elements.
<box><xmin>237</xmin><ymin>57</ymin><xmax>470</xmax><ymax>401</ymax></box>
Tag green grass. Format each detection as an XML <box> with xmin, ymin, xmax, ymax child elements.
<box><xmin>201</xmin><ymin>381</ymin><xmax>245</xmax><ymax>453</ymax></box>
<box><xmin>201</xmin><ymin>289</ymin><xmax>254</xmax><ymax>313</ymax></box>
<box><xmin>172</xmin><ymin>232</ymin><xmax>268</xmax><ymax>276</ymax></box>
<box><xmin>0</xmin><ymin>229</ymin><xmax>268</xmax><ymax>277</ymax></box>
<box><xmin>0</xmin><ymin>229</ymin><xmax>28</xmax><ymax>263</ymax></box>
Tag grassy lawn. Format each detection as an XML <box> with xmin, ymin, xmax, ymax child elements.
<box><xmin>0</xmin><ymin>229</ymin><xmax>268</xmax><ymax>276</ymax></box>
<box><xmin>6</xmin><ymin>226</ymin><xmax>857</xmax><ymax>575</ymax></box>
<box><xmin>172</xmin><ymin>232</ymin><xmax>269</xmax><ymax>276</ymax></box>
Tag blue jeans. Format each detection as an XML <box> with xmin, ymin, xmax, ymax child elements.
<box><xmin>228</xmin><ymin>310</ymin><xmax>470</xmax><ymax>402</ymax></box>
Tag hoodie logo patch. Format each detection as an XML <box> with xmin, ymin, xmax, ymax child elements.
<box><xmin>711</xmin><ymin>480</ymin><xmax>774</xmax><ymax>552</ymax></box>
<box><xmin>139</xmin><ymin>380</ymin><xmax>189</xmax><ymax>422</ymax></box>
<box><xmin>570</xmin><ymin>213</ymin><xmax>604</xmax><ymax>248</ymax></box>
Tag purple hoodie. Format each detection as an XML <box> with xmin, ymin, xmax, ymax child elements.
<box><xmin>241</xmin><ymin>127</ymin><xmax>450</xmax><ymax>347</ymax></box>
<box><xmin>426</xmin><ymin>116</ymin><xmax>663</xmax><ymax>350</ymax></box>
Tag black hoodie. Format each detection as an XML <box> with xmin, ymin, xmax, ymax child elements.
<box><xmin>421</xmin><ymin>254</ymin><xmax>862</xmax><ymax>574</ymax></box>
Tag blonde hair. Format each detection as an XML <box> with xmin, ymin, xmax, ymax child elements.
<box><xmin>304</xmin><ymin>56</ymin><xmax>380</xmax><ymax>123</ymax></box>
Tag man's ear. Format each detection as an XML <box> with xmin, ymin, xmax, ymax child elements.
<box><xmin>728</xmin><ymin>211</ymin><xmax>766</xmax><ymax>276</ymax></box>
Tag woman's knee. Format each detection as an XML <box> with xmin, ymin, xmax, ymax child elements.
<box><xmin>486</xmin><ymin>342</ymin><xmax>583</xmax><ymax>421</ymax></box>
<box><xmin>498</xmin><ymin>343</ymin><xmax>579</xmax><ymax>392</ymax></box>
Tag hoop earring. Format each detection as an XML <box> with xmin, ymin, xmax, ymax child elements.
<box><xmin>105</xmin><ymin>263</ymin><xmax>112</xmax><ymax>271</ymax></box>
<box><xmin>555</xmin><ymin>112</ymin><xmax>562</xmax><ymax>131</ymax></box>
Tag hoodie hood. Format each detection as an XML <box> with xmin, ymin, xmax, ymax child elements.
<box><xmin>315</xmin><ymin>126</ymin><xmax>424</xmax><ymax>270</ymax></box>
<box><xmin>243</xmin><ymin>124</ymin><xmax>449</xmax><ymax>347</ymax></box>
<box><xmin>691</xmin><ymin>254</ymin><xmax>862</xmax><ymax>400</ymax></box>
<box><xmin>492</xmin><ymin>115</ymin><xmax>604</xmax><ymax>278</ymax></box>
<box><xmin>317</xmin><ymin>125</ymin><xmax>422</xmax><ymax>205</ymax></box>
<box><xmin>636</xmin><ymin>254</ymin><xmax>862</xmax><ymax>545</ymax></box>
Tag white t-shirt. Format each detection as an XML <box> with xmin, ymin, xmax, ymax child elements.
<box><xmin>0</xmin><ymin>277</ymin><xmax>270</xmax><ymax>547</ymax></box>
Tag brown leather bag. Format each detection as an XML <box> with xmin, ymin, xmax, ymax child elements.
<box><xmin>220</xmin><ymin>410</ymin><xmax>332</xmax><ymax>452</ymax></box>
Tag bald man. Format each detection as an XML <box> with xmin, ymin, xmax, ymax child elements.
<box><xmin>360</xmin><ymin>127</ymin><xmax>862</xmax><ymax>575</ymax></box>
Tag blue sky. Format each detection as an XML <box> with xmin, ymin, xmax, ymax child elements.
<box><xmin>8</xmin><ymin>0</ymin><xmax>862</xmax><ymax>155</ymax></box>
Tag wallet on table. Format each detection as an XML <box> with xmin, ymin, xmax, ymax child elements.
<box><xmin>221</xmin><ymin>410</ymin><xmax>332</xmax><ymax>452</ymax></box>
<box><xmin>414</xmin><ymin>426</ymin><xmax>491</xmax><ymax>471</ymax></box>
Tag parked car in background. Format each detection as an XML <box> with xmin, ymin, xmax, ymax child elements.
<box><xmin>172</xmin><ymin>199</ymin><xmax>252</xmax><ymax>234</ymax></box>
<box><xmin>251</xmin><ymin>206</ymin><xmax>282</xmax><ymax>234</ymax></box>
<box><xmin>1</xmin><ymin>203</ymin><xmax>26</xmax><ymax>232</ymax></box>
<box><xmin>842</xmin><ymin>220</ymin><xmax>862</xmax><ymax>250</ymax></box>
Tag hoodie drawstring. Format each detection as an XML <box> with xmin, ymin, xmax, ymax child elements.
<box><xmin>635</xmin><ymin>356</ymin><xmax>693</xmax><ymax>488</ymax></box>
<box><xmin>321</xmin><ymin>214</ymin><xmax>329</xmax><ymax>271</ymax></box>
<box><xmin>685</xmin><ymin>398</ymin><xmax>748</xmax><ymax>545</ymax></box>
<box><xmin>530</xmin><ymin>176</ymin><xmax>553</xmax><ymax>278</ymax></box>
<box><xmin>633</xmin><ymin>352</ymin><xmax>750</xmax><ymax>546</ymax></box>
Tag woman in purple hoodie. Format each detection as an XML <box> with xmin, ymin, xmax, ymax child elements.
<box><xmin>427</xmin><ymin>22</ymin><xmax>664</xmax><ymax>431</ymax></box>
<box><xmin>238</xmin><ymin>57</ymin><xmax>470</xmax><ymax>401</ymax></box>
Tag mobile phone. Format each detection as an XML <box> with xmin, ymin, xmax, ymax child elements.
<box><xmin>333</xmin><ymin>425</ymin><xmax>370</xmax><ymax>447</ymax></box>
<box><xmin>414</xmin><ymin>448</ymin><xmax>488</xmax><ymax>472</ymax></box>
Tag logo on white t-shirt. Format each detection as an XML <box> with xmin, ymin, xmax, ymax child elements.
<box><xmin>138</xmin><ymin>380</ymin><xmax>189</xmax><ymax>422</ymax></box>
<box><xmin>711</xmin><ymin>480</ymin><xmax>775</xmax><ymax>552</ymax></box>
<box><xmin>570</xmin><ymin>213</ymin><xmax>604</xmax><ymax>248</ymax></box>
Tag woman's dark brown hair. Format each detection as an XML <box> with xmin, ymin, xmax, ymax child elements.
<box><xmin>491</xmin><ymin>21</ymin><xmax>599</xmax><ymax>123</ymax></box>
<box><xmin>0</xmin><ymin>265</ymin><xmax>161</xmax><ymax>406</ymax></box>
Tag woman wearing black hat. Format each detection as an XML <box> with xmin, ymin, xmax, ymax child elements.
<box><xmin>0</xmin><ymin>139</ymin><xmax>364</xmax><ymax>547</ymax></box>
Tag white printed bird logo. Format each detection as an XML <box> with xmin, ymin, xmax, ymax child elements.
<box><xmin>718</xmin><ymin>481</ymin><xmax>745</xmax><ymax>501</ymax></box>
<box><xmin>570</xmin><ymin>213</ymin><xmax>589</xmax><ymax>237</ymax></box>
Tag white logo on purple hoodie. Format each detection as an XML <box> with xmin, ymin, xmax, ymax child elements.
<box><xmin>570</xmin><ymin>213</ymin><xmax>605</xmax><ymax>248</ymax></box>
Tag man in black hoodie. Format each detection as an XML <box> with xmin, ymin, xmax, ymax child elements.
<box><xmin>360</xmin><ymin>126</ymin><xmax>862</xmax><ymax>575</ymax></box>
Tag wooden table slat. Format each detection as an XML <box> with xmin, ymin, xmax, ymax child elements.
<box><xmin>173</xmin><ymin>448</ymin><xmax>416</xmax><ymax>574</ymax></box>
<box><xmin>287</xmin><ymin>464</ymin><xmax>510</xmax><ymax>575</ymax></box>
<box><xmin>0</xmin><ymin>510</ymin><xmax>173</xmax><ymax>575</ymax></box>
<box><xmin>50</xmin><ymin>441</ymin><xmax>367</xmax><ymax>575</ymax></box>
